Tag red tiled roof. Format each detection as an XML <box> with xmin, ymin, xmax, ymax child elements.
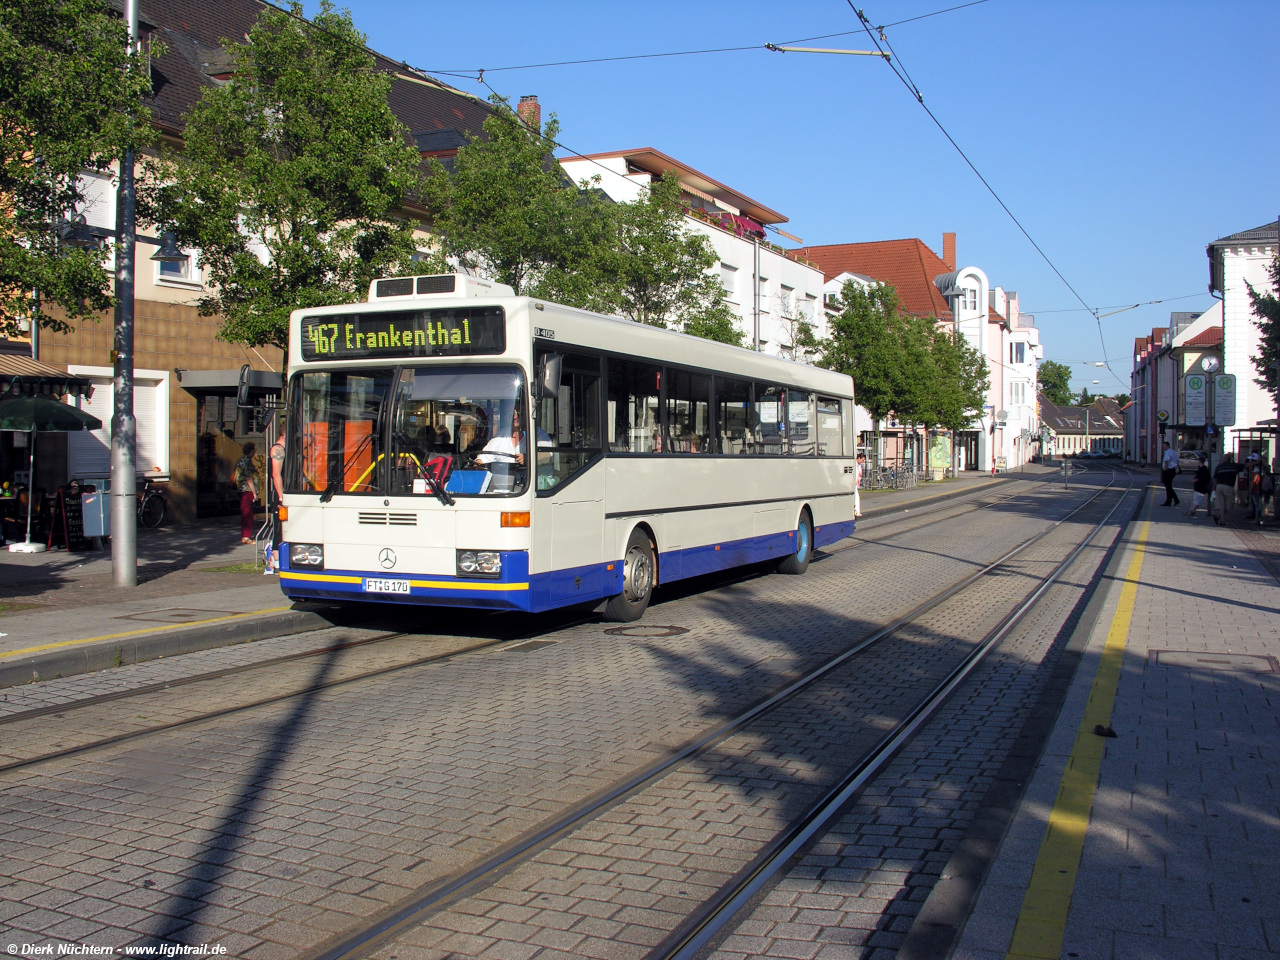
<box><xmin>141</xmin><ymin>0</ymin><xmax>493</xmax><ymax>147</ymax></box>
<box><xmin>795</xmin><ymin>239</ymin><xmax>953</xmax><ymax>319</ymax></box>
<box><xmin>1183</xmin><ymin>326</ymin><xmax>1223</xmax><ymax>347</ymax></box>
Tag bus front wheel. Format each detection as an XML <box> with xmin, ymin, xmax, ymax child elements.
<box><xmin>777</xmin><ymin>510</ymin><xmax>813</xmax><ymax>575</ymax></box>
<box><xmin>603</xmin><ymin>529</ymin><xmax>654</xmax><ymax>622</ymax></box>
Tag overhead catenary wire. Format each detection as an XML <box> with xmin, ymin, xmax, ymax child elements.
<box><xmin>1031</xmin><ymin>292</ymin><xmax>1210</xmax><ymax>314</ymax></box>
<box><xmin>846</xmin><ymin>3</ymin><xmax>1129</xmax><ymax>389</ymax></box>
<box><xmin>419</xmin><ymin>0</ymin><xmax>990</xmax><ymax>78</ymax></box>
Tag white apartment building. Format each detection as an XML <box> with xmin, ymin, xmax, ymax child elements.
<box><xmin>559</xmin><ymin>149</ymin><xmax>827</xmax><ymax>359</ymax></box>
<box><xmin>1207</xmin><ymin>219</ymin><xmax>1279</xmax><ymax>443</ymax></box>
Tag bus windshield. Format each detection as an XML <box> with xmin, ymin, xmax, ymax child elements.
<box><xmin>290</xmin><ymin>369</ymin><xmax>396</xmax><ymax>496</ymax></box>
<box><xmin>291</xmin><ymin>365</ymin><xmax>529</xmax><ymax>497</ymax></box>
<box><xmin>389</xmin><ymin>365</ymin><xmax>528</xmax><ymax>496</ymax></box>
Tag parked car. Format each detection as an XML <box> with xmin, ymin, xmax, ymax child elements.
<box><xmin>1177</xmin><ymin>449</ymin><xmax>1203</xmax><ymax>474</ymax></box>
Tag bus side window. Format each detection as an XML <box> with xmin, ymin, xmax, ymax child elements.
<box><xmin>665</xmin><ymin>367</ymin><xmax>712</xmax><ymax>454</ymax></box>
<box><xmin>715</xmin><ymin>377</ymin><xmax>752</xmax><ymax>454</ymax></box>
<box><xmin>788</xmin><ymin>389</ymin><xmax>815</xmax><ymax>456</ymax></box>
<box><xmin>537</xmin><ymin>350</ymin><xmax>602</xmax><ymax>491</ymax></box>
<box><xmin>754</xmin><ymin>383</ymin><xmax>785</xmax><ymax>455</ymax></box>
<box><xmin>607</xmin><ymin>358</ymin><xmax>662</xmax><ymax>454</ymax></box>
<box><xmin>816</xmin><ymin>396</ymin><xmax>843</xmax><ymax>457</ymax></box>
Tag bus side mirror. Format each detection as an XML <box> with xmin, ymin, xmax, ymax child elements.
<box><xmin>236</xmin><ymin>364</ymin><xmax>252</xmax><ymax>408</ymax></box>
<box><xmin>537</xmin><ymin>353</ymin><xmax>563</xmax><ymax>401</ymax></box>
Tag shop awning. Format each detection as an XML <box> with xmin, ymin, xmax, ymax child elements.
<box><xmin>0</xmin><ymin>355</ymin><xmax>96</xmax><ymax>399</ymax></box>
<box><xmin>178</xmin><ymin>368</ymin><xmax>282</xmax><ymax>392</ymax></box>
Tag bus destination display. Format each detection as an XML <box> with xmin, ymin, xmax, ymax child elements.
<box><xmin>300</xmin><ymin>308</ymin><xmax>505</xmax><ymax>360</ymax></box>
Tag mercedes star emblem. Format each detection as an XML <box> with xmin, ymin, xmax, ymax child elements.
<box><xmin>378</xmin><ymin>548</ymin><xmax>396</xmax><ymax>569</ymax></box>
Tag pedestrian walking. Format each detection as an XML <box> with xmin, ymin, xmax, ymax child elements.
<box><xmin>1185</xmin><ymin>453</ymin><xmax>1211</xmax><ymax>518</ymax></box>
<box><xmin>1212</xmin><ymin>452</ymin><xmax>1244</xmax><ymax>526</ymax></box>
<box><xmin>1262</xmin><ymin>462</ymin><xmax>1275</xmax><ymax>520</ymax></box>
<box><xmin>1246</xmin><ymin>454</ymin><xmax>1264</xmax><ymax>524</ymax></box>
<box><xmin>233</xmin><ymin>442</ymin><xmax>258</xmax><ymax>544</ymax></box>
<box><xmin>1159</xmin><ymin>440</ymin><xmax>1180</xmax><ymax>506</ymax></box>
<box><xmin>265</xmin><ymin>433</ymin><xmax>285</xmax><ymax>572</ymax></box>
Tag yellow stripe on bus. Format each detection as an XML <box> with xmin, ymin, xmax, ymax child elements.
<box><xmin>279</xmin><ymin>572</ymin><xmax>528</xmax><ymax>592</ymax></box>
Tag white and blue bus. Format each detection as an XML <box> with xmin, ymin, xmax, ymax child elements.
<box><xmin>277</xmin><ymin>275</ymin><xmax>856</xmax><ymax>621</ymax></box>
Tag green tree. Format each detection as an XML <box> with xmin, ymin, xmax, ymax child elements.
<box><xmin>426</xmin><ymin>116</ymin><xmax>741</xmax><ymax>345</ymax></box>
<box><xmin>1248</xmin><ymin>255</ymin><xmax>1280</xmax><ymax>400</ymax></box>
<box><xmin>929</xmin><ymin>325</ymin><xmax>990</xmax><ymax>474</ymax></box>
<box><xmin>1078</xmin><ymin>387</ymin><xmax>1093</xmax><ymax>406</ymax></box>
<box><xmin>820</xmin><ymin>281</ymin><xmax>911</xmax><ymax>463</ymax></box>
<box><xmin>145</xmin><ymin>1</ymin><xmax>423</xmax><ymax>350</ymax></box>
<box><xmin>422</xmin><ymin>97</ymin><xmax>608</xmax><ymax>300</ymax></box>
<box><xmin>592</xmin><ymin>174</ymin><xmax>741</xmax><ymax>345</ymax></box>
<box><xmin>1038</xmin><ymin>359</ymin><xmax>1074</xmax><ymax>406</ymax></box>
<box><xmin>0</xmin><ymin>0</ymin><xmax>157</xmax><ymax>336</ymax></box>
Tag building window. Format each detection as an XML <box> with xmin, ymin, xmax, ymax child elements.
<box><xmin>720</xmin><ymin>263</ymin><xmax>737</xmax><ymax>301</ymax></box>
<box><xmin>964</xmin><ymin>287</ymin><xmax>977</xmax><ymax>311</ymax></box>
<box><xmin>157</xmin><ymin>256</ymin><xmax>192</xmax><ymax>281</ymax></box>
<box><xmin>1010</xmin><ymin>342</ymin><xmax>1025</xmax><ymax>364</ymax></box>
<box><xmin>156</xmin><ymin>247</ymin><xmax>200</xmax><ymax>287</ymax></box>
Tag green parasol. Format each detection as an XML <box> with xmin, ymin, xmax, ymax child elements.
<box><xmin>0</xmin><ymin>396</ymin><xmax>102</xmax><ymax>552</ymax></box>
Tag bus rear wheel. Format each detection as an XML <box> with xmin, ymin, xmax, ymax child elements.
<box><xmin>777</xmin><ymin>510</ymin><xmax>812</xmax><ymax>575</ymax></box>
<box><xmin>603</xmin><ymin>529</ymin><xmax>654</xmax><ymax>622</ymax></box>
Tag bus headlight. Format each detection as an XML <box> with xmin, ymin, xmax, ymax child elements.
<box><xmin>290</xmin><ymin>543</ymin><xmax>324</xmax><ymax>567</ymax></box>
<box><xmin>457</xmin><ymin>550</ymin><xmax>501</xmax><ymax>577</ymax></box>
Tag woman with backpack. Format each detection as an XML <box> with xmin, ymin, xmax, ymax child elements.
<box><xmin>234</xmin><ymin>442</ymin><xmax>258</xmax><ymax>544</ymax></box>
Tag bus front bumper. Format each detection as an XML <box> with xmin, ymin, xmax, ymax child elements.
<box><xmin>277</xmin><ymin>546</ymin><xmax>534</xmax><ymax>611</ymax></box>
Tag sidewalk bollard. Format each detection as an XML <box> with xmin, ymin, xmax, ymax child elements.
<box><xmin>1062</xmin><ymin>458</ymin><xmax>1070</xmax><ymax>488</ymax></box>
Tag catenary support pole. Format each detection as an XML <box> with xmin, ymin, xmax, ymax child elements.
<box><xmin>111</xmin><ymin>0</ymin><xmax>139</xmax><ymax>588</ymax></box>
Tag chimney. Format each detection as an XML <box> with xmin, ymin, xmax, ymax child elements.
<box><xmin>942</xmin><ymin>232</ymin><xmax>956</xmax><ymax>270</ymax></box>
<box><xmin>516</xmin><ymin>95</ymin><xmax>541</xmax><ymax>132</ymax></box>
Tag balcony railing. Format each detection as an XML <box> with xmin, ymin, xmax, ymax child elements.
<box><xmin>682</xmin><ymin>205</ymin><xmax>819</xmax><ymax>269</ymax></box>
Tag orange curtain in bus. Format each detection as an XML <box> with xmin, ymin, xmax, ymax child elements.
<box><xmin>343</xmin><ymin>420</ymin><xmax>374</xmax><ymax>491</ymax></box>
<box><xmin>303</xmin><ymin>423</ymin><xmax>328</xmax><ymax>491</ymax></box>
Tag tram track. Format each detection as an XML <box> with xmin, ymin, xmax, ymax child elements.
<box><xmin>0</xmin><ymin>609</ymin><xmax>607</xmax><ymax>773</ymax></box>
<box><xmin>655</xmin><ymin>469</ymin><xmax>1141</xmax><ymax>960</ymax></box>
<box><xmin>299</xmin><ymin>468</ymin><xmax>1139</xmax><ymax>960</ymax></box>
<box><xmin>0</xmin><ymin>472</ymin><xmax>1069</xmax><ymax>769</ymax></box>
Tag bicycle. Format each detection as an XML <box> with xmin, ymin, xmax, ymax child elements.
<box><xmin>137</xmin><ymin>478</ymin><xmax>167</xmax><ymax>528</ymax></box>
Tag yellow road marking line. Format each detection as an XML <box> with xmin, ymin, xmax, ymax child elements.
<box><xmin>1005</xmin><ymin>518</ymin><xmax>1151</xmax><ymax>960</ymax></box>
<box><xmin>0</xmin><ymin>607</ymin><xmax>296</xmax><ymax>661</ymax></box>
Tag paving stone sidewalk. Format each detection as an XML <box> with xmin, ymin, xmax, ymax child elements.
<box><xmin>954</xmin><ymin>487</ymin><xmax>1280</xmax><ymax>960</ymax></box>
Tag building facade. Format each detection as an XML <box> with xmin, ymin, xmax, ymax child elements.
<box><xmin>558</xmin><ymin>149</ymin><xmax>828</xmax><ymax>359</ymax></box>
<box><xmin>0</xmin><ymin>0</ymin><xmax>496</xmax><ymax>522</ymax></box>
<box><xmin>797</xmin><ymin>235</ymin><xmax>1041</xmax><ymax>471</ymax></box>
<box><xmin>1207</xmin><ymin>219</ymin><xmax>1278</xmax><ymax>466</ymax></box>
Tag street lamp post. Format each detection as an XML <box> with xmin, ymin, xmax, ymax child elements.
<box><xmin>110</xmin><ymin>0</ymin><xmax>141</xmax><ymax>587</ymax></box>
<box><xmin>109</xmin><ymin>0</ymin><xmax>185</xmax><ymax>587</ymax></box>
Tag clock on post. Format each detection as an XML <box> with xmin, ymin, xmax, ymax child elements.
<box><xmin>1200</xmin><ymin>355</ymin><xmax>1220</xmax><ymax>373</ymax></box>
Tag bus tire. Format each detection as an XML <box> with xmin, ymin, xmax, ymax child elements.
<box><xmin>777</xmin><ymin>510</ymin><xmax>812</xmax><ymax>575</ymax></box>
<box><xmin>603</xmin><ymin>528</ymin><xmax>655</xmax><ymax>622</ymax></box>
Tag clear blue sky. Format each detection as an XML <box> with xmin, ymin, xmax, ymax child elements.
<box><xmin>324</xmin><ymin>0</ymin><xmax>1278</xmax><ymax>396</ymax></box>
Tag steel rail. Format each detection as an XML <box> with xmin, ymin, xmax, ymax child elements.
<box><xmin>0</xmin><ymin>630</ymin><xmax>405</xmax><ymax>727</ymax></box>
<box><xmin>654</xmin><ymin>469</ymin><xmax>1139</xmax><ymax>960</ymax></box>
<box><xmin>0</xmin><ymin>610</ymin><xmax>604</xmax><ymax>773</ymax></box>
<box><xmin>302</xmin><ymin>472</ymin><xmax>1127</xmax><ymax>960</ymax></box>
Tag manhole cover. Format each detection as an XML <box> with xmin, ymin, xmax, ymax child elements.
<box><xmin>115</xmin><ymin>608</ymin><xmax>228</xmax><ymax>624</ymax></box>
<box><xmin>603</xmin><ymin>624</ymin><xmax>690</xmax><ymax>638</ymax></box>
<box><xmin>1149</xmin><ymin>650</ymin><xmax>1278</xmax><ymax>673</ymax></box>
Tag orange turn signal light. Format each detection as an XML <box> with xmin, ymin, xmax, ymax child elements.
<box><xmin>278</xmin><ymin>506</ymin><xmax>289</xmax><ymax>521</ymax></box>
<box><xmin>501</xmin><ymin>511</ymin><xmax>530</xmax><ymax>528</ymax></box>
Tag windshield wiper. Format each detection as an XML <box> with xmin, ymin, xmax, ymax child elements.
<box><xmin>421</xmin><ymin>461</ymin><xmax>455</xmax><ymax>507</ymax></box>
<box><xmin>319</xmin><ymin>429</ymin><xmax>376</xmax><ymax>503</ymax></box>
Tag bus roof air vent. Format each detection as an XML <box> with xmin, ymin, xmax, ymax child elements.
<box><xmin>368</xmin><ymin>274</ymin><xmax>515</xmax><ymax>301</ymax></box>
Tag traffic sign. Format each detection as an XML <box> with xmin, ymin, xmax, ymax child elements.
<box><xmin>1214</xmin><ymin>374</ymin><xmax>1236</xmax><ymax>426</ymax></box>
